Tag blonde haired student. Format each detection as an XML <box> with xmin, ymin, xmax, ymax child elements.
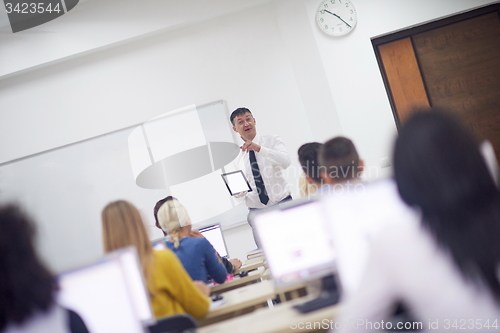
<box><xmin>102</xmin><ymin>200</ymin><xmax>210</xmax><ymax>319</ymax></box>
<box><xmin>156</xmin><ymin>197</ymin><xmax>227</xmax><ymax>284</ymax></box>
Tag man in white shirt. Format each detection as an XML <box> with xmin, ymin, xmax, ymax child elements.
<box><xmin>230</xmin><ymin>108</ymin><xmax>292</xmax><ymax>245</ymax></box>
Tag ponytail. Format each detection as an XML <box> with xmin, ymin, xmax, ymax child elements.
<box><xmin>157</xmin><ymin>198</ymin><xmax>191</xmax><ymax>248</ymax></box>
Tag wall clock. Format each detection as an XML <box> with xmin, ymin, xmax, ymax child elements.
<box><xmin>316</xmin><ymin>0</ymin><xmax>357</xmax><ymax>36</ymax></box>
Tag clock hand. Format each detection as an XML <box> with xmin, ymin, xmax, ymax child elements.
<box><xmin>323</xmin><ymin>9</ymin><xmax>352</xmax><ymax>28</ymax></box>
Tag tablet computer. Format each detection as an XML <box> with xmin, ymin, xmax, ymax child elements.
<box><xmin>221</xmin><ymin>170</ymin><xmax>252</xmax><ymax>196</ymax></box>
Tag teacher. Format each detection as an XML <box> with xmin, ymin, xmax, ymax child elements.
<box><xmin>230</xmin><ymin>107</ymin><xmax>292</xmax><ymax>245</ymax></box>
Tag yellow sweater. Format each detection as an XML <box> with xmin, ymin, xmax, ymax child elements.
<box><xmin>150</xmin><ymin>249</ymin><xmax>210</xmax><ymax>319</ymax></box>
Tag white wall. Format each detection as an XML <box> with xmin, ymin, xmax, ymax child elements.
<box><xmin>0</xmin><ymin>0</ymin><xmax>316</xmax><ymax>271</ymax></box>
<box><xmin>224</xmin><ymin>224</ymin><xmax>258</xmax><ymax>261</ymax></box>
<box><xmin>304</xmin><ymin>0</ymin><xmax>497</xmax><ymax>181</ymax></box>
<box><xmin>0</xmin><ymin>0</ymin><xmax>274</xmax><ymax>76</ymax></box>
<box><xmin>0</xmin><ymin>0</ymin><xmax>496</xmax><ymax>271</ymax></box>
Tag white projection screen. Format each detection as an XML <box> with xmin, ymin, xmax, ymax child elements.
<box><xmin>0</xmin><ymin>100</ymin><xmax>248</xmax><ymax>272</ymax></box>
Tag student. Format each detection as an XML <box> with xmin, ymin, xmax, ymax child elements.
<box><xmin>155</xmin><ymin>197</ymin><xmax>227</xmax><ymax>284</ymax></box>
<box><xmin>318</xmin><ymin>136</ymin><xmax>363</xmax><ymax>195</ymax></box>
<box><xmin>153</xmin><ymin>196</ymin><xmax>242</xmax><ymax>274</ymax></box>
<box><xmin>336</xmin><ymin>110</ymin><xmax>500</xmax><ymax>332</ymax></box>
<box><xmin>101</xmin><ymin>200</ymin><xmax>210</xmax><ymax>319</ymax></box>
<box><xmin>0</xmin><ymin>204</ymin><xmax>88</xmax><ymax>333</ymax></box>
<box><xmin>297</xmin><ymin>142</ymin><xmax>324</xmax><ymax>197</ymax></box>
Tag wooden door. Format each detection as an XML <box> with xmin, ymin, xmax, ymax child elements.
<box><xmin>373</xmin><ymin>4</ymin><xmax>500</xmax><ymax>158</ymax></box>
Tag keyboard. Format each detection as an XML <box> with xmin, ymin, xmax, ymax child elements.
<box><xmin>293</xmin><ymin>291</ymin><xmax>339</xmax><ymax>313</ymax></box>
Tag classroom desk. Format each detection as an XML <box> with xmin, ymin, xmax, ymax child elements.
<box><xmin>198</xmin><ymin>296</ymin><xmax>341</xmax><ymax>333</ymax></box>
<box><xmin>235</xmin><ymin>259</ymin><xmax>266</xmax><ymax>274</ymax></box>
<box><xmin>274</xmin><ymin>281</ymin><xmax>308</xmax><ymax>302</ymax></box>
<box><xmin>200</xmin><ymin>278</ymin><xmax>312</xmax><ymax>327</ymax></box>
<box><xmin>206</xmin><ymin>279</ymin><xmax>275</xmax><ymax>319</ymax></box>
<box><xmin>246</xmin><ymin>249</ymin><xmax>265</xmax><ymax>260</ymax></box>
<box><xmin>199</xmin><ymin>279</ymin><xmax>276</xmax><ymax>326</ymax></box>
<box><xmin>211</xmin><ymin>267</ymin><xmax>267</xmax><ymax>294</ymax></box>
<box><xmin>261</xmin><ymin>268</ymin><xmax>271</xmax><ymax>280</ymax></box>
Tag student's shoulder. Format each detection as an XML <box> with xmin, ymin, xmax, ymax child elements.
<box><xmin>176</xmin><ymin>236</ymin><xmax>208</xmax><ymax>249</ymax></box>
<box><xmin>186</xmin><ymin>236</ymin><xmax>213</xmax><ymax>251</ymax></box>
<box><xmin>183</xmin><ymin>236</ymin><xmax>208</xmax><ymax>243</ymax></box>
<box><xmin>194</xmin><ymin>236</ymin><xmax>212</xmax><ymax>246</ymax></box>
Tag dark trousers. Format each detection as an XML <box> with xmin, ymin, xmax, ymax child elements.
<box><xmin>247</xmin><ymin>194</ymin><xmax>293</xmax><ymax>248</ymax></box>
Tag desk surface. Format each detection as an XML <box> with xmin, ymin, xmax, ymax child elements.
<box><xmin>199</xmin><ymin>297</ymin><xmax>341</xmax><ymax>333</ymax></box>
<box><xmin>235</xmin><ymin>259</ymin><xmax>266</xmax><ymax>274</ymax></box>
<box><xmin>205</xmin><ymin>279</ymin><xmax>276</xmax><ymax>320</ymax></box>
<box><xmin>211</xmin><ymin>268</ymin><xmax>266</xmax><ymax>294</ymax></box>
<box><xmin>246</xmin><ymin>249</ymin><xmax>264</xmax><ymax>260</ymax></box>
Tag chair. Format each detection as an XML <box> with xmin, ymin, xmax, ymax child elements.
<box><xmin>147</xmin><ymin>314</ymin><xmax>197</xmax><ymax>333</ymax></box>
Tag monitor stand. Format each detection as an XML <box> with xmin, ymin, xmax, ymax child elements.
<box><xmin>293</xmin><ymin>274</ymin><xmax>340</xmax><ymax>313</ymax></box>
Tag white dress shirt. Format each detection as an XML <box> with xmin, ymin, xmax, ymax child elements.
<box><xmin>233</xmin><ymin>134</ymin><xmax>291</xmax><ymax>209</ymax></box>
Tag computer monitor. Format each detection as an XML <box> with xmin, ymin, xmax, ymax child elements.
<box><xmin>56</xmin><ymin>247</ymin><xmax>154</xmax><ymax>333</ymax></box>
<box><xmin>198</xmin><ymin>223</ymin><xmax>229</xmax><ymax>258</ymax></box>
<box><xmin>320</xmin><ymin>178</ymin><xmax>419</xmax><ymax>298</ymax></box>
<box><xmin>250</xmin><ymin>198</ymin><xmax>337</xmax><ymax>289</ymax></box>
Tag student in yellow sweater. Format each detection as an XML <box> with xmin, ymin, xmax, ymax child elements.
<box><xmin>101</xmin><ymin>200</ymin><xmax>210</xmax><ymax>319</ymax></box>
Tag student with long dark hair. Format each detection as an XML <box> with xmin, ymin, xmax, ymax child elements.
<box><xmin>336</xmin><ymin>110</ymin><xmax>500</xmax><ymax>332</ymax></box>
<box><xmin>0</xmin><ymin>205</ymin><xmax>88</xmax><ymax>333</ymax></box>
<box><xmin>395</xmin><ymin>111</ymin><xmax>500</xmax><ymax>303</ymax></box>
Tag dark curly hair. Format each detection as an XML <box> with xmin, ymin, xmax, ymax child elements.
<box><xmin>0</xmin><ymin>204</ymin><xmax>55</xmax><ymax>330</ymax></box>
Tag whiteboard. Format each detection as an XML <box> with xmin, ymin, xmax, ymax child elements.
<box><xmin>0</xmin><ymin>100</ymin><xmax>248</xmax><ymax>272</ymax></box>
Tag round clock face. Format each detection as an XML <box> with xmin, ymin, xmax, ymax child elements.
<box><xmin>316</xmin><ymin>0</ymin><xmax>357</xmax><ymax>36</ymax></box>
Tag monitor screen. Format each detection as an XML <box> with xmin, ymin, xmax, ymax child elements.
<box><xmin>320</xmin><ymin>179</ymin><xmax>419</xmax><ymax>298</ymax></box>
<box><xmin>56</xmin><ymin>247</ymin><xmax>154</xmax><ymax>333</ymax></box>
<box><xmin>221</xmin><ymin>170</ymin><xmax>253</xmax><ymax>196</ymax></box>
<box><xmin>251</xmin><ymin>198</ymin><xmax>337</xmax><ymax>288</ymax></box>
<box><xmin>198</xmin><ymin>224</ymin><xmax>228</xmax><ymax>258</ymax></box>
